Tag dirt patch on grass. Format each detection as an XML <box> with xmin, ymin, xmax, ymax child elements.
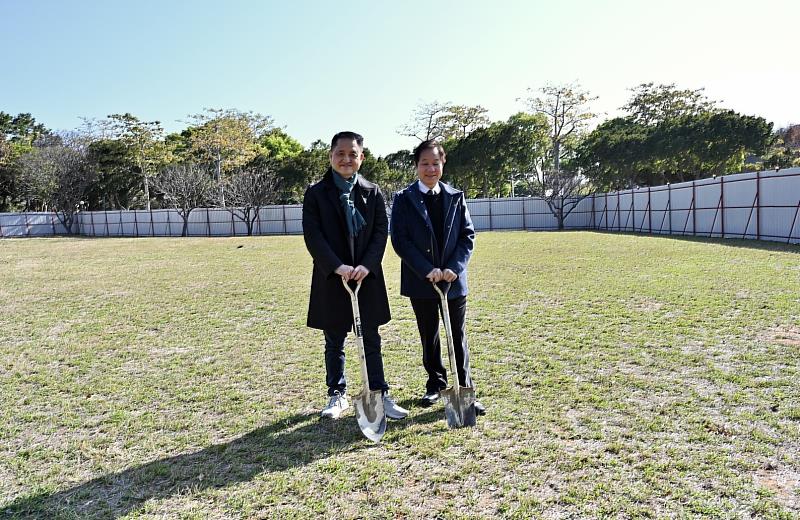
<box><xmin>630</xmin><ymin>299</ymin><xmax>664</xmax><ymax>312</ymax></box>
<box><xmin>762</xmin><ymin>326</ymin><xmax>800</xmax><ymax>347</ymax></box>
<box><xmin>754</xmin><ymin>467</ymin><xmax>800</xmax><ymax>510</ymax></box>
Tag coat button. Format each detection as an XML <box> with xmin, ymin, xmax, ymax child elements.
<box><xmin>426</xmin><ymin>249</ymin><xmax>430</xmax><ymax>253</ymax></box>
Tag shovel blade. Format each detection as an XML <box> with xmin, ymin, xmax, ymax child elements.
<box><xmin>441</xmin><ymin>386</ymin><xmax>477</xmax><ymax>428</ymax></box>
<box><xmin>353</xmin><ymin>389</ymin><xmax>387</xmax><ymax>442</ymax></box>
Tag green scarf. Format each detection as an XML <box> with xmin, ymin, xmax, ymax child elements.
<box><xmin>332</xmin><ymin>170</ymin><xmax>366</xmax><ymax>237</ymax></box>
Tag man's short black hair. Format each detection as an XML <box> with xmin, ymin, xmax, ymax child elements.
<box><xmin>331</xmin><ymin>131</ymin><xmax>364</xmax><ymax>149</ymax></box>
<box><xmin>412</xmin><ymin>139</ymin><xmax>446</xmax><ymax>165</ymax></box>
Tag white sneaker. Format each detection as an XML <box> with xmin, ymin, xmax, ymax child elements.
<box><xmin>383</xmin><ymin>393</ymin><xmax>408</xmax><ymax>420</ymax></box>
<box><xmin>321</xmin><ymin>391</ymin><xmax>349</xmax><ymax>419</ymax></box>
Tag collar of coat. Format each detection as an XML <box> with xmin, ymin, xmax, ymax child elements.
<box><xmin>401</xmin><ymin>180</ymin><xmax>461</xmax><ymax>239</ymax></box>
<box><xmin>323</xmin><ymin>167</ymin><xmax>377</xmax><ymax>192</ymax></box>
<box><xmin>403</xmin><ymin>180</ymin><xmax>461</xmax><ymax>198</ymax></box>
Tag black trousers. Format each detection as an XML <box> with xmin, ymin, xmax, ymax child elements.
<box><xmin>410</xmin><ymin>295</ymin><xmax>473</xmax><ymax>394</ymax></box>
<box><xmin>324</xmin><ymin>327</ymin><xmax>389</xmax><ymax>396</ymax></box>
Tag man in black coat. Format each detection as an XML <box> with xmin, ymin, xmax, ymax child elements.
<box><xmin>390</xmin><ymin>139</ymin><xmax>485</xmax><ymax>415</ymax></box>
<box><xmin>302</xmin><ymin>131</ymin><xmax>407</xmax><ymax>421</ymax></box>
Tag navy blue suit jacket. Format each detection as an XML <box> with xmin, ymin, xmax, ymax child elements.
<box><xmin>390</xmin><ymin>181</ymin><xmax>475</xmax><ymax>299</ymax></box>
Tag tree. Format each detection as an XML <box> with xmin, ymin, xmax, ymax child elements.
<box><xmin>762</xmin><ymin>124</ymin><xmax>800</xmax><ymax>170</ymax></box>
<box><xmin>275</xmin><ymin>140</ymin><xmax>330</xmax><ymax>203</ymax></box>
<box><xmin>17</xmin><ymin>140</ymin><xmax>97</xmax><ymax>233</ymax></box>
<box><xmin>0</xmin><ymin>112</ymin><xmax>52</xmax><ymax>211</ymax></box>
<box><xmin>398</xmin><ymin>101</ymin><xmax>453</xmax><ymax>142</ymax></box>
<box><xmin>575</xmin><ymin>117</ymin><xmax>654</xmax><ymax>190</ymax></box>
<box><xmin>622</xmin><ymin>82</ymin><xmax>718</xmax><ymax>125</ymax></box>
<box><xmin>445</xmin><ymin>113</ymin><xmax>550</xmax><ymax>199</ymax></box>
<box><xmin>184</xmin><ymin>108</ymin><xmax>275</xmax><ymax>205</ymax></box>
<box><xmin>85</xmin><ymin>139</ymin><xmax>143</xmax><ymax>209</ymax></box>
<box><xmin>653</xmin><ymin>111</ymin><xmax>773</xmax><ymax>179</ymax></box>
<box><xmin>106</xmin><ymin>113</ymin><xmax>168</xmax><ymax>210</ymax></box>
<box><xmin>440</xmin><ymin>104</ymin><xmax>490</xmax><ymax>139</ymax></box>
<box><xmin>529</xmin><ymin>167</ymin><xmax>592</xmax><ymax>229</ymax></box>
<box><xmin>151</xmin><ymin>164</ymin><xmax>214</xmax><ymax>237</ymax></box>
<box><xmin>579</xmin><ymin>111</ymin><xmax>774</xmax><ymax>187</ymax></box>
<box><xmin>379</xmin><ymin>149</ymin><xmax>417</xmax><ymax>204</ymax></box>
<box><xmin>258</xmin><ymin>128</ymin><xmax>303</xmax><ymax>161</ymax></box>
<box><xmin>499</xmin><ymin>112</ymin><xmax>551</xmax><ymax>196</ymax></box>
<box><xmin>219</xmin><ymin>164</ymin><xmax>281</xmax><ymax>236</ymax></box>
<box><xmin>521</xmin><ymin>82</ymin><xmax>597</xmax><ymax>173</ymax></box>
<box><xmin>519</xmin><ymin>84</ymin><xmax>596</xmax><ymax>228</ymax></box>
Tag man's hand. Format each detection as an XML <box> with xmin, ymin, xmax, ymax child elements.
<box><xmin>426</xmin><ymin>268</ymin><xmax>443</xmax><ymax>283</ymax></box>
<box><xmin>351</xmin><ymin>265</ymin><xmax>370</xmax><ymax>282</ymax></box>
<box><xmin>441</xmin><ymin>269</ymin><xmax>458</xmax><ymax>282</ymax></box>
<box><xmin>335</xmin><ymin>264</ymin><xmax>354</xmax><ymax>280</ymax></box>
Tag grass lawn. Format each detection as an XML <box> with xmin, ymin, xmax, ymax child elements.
<box><xmin>1</xmin><ymin>231</ymin><xmax>799</xmax><ymax>519</ymax></box>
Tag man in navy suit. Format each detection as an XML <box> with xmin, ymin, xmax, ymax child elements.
<box><xmin>390</xmin><ymin>140</ymin><xmax>485</xmax><ymax>414</ymax></box>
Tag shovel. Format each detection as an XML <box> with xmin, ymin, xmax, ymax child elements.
<box><xmin>341</xmin><ymin>277</ymin><xmax>387</xmax><ymax>443</ymax></box>
<box><xmin>432</xmin><ymin>281</ymin><xmax>477</xmax><ymax>428</ymax></box>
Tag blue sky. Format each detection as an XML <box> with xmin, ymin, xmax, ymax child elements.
<box><xmin>2</xmin><ymin>0</ymin><xmax>798</xmax><ymax>155</ymax></box>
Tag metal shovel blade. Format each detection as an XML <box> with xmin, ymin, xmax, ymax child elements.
<box><xmin>353</xmin><ymin>389</ymin><xmax>387</xmax><ymax>443</ymax></box>
<box><xmin>441</xmin><ymin>385</ymin><xmax>477</xmax><ymax>428</ymax></box>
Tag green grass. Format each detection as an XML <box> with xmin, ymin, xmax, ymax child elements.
<box><xmin>1</xmin><ymin>231</ymin><xmax>799</xmax><ymax>519</ymax></box>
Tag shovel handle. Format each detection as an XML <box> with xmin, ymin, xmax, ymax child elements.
<box><xmin>341</xmin><ymin>277</ymin><xmax>362</xmax><ymax>297</ymax></box>
<box><xmin>431</xmin><ymin>280</ymin><xmax>451</xmax><ymax>299</ymax></box>
<box><xmin>432</xmin><ymin>280</ymin><xmax>460</xmax><ymax>400</ymax></box>
<box><xmin>343</xmin><ymin>277</ymin><xmax>371</xmax><ymax>392</ymax></box>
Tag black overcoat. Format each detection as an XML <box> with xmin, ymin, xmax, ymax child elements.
<box><xmin>302</xmin><ymin>168</ymin><xmax>391</xmax><ymax>331</ymax></box>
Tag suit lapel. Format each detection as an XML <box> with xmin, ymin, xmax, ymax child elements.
<box><xmin>408</xmin><ymin>183</ymin><xmax>434</xmax><ymax>232</ymax></box>
<box><xmin>441</xmin><ymin>186</ymin><xmax>457</xmax><ymax>250</ymax></box>
<box><xmin>323</xmin><ymin>171</ymin><xmax>349</xmax><ymax>255</ymax></box>
<box><xmin>353</xmin><ymin>180</ymin><xmax>370</xmax><ymax>258</ymax></box>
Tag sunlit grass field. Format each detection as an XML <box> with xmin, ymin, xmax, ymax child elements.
<box><xmin>1</xmin><ymin>231</ymin><xmax>799</xmax><ymax>519</ymax></box>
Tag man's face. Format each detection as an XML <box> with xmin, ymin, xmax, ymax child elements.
<box><xmin>330</xmin><ymin>139</ymin><xmax>364</xmax><ymax>179</ymax></box>
<box><xmin>416</xmin><ymin>147</ymin><xmax>444</xmax><ymax>189</ymax></box>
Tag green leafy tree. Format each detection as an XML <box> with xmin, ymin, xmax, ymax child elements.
<box><xmin>445</xmin><ymin>113</ymin><xmax>550</xmax><ymax>199</ymax></box>
<box><xmin>440</xmin><ymin>104</ymin><xmax>490</xmax><ymax>139</ymax></box>
<box><xmin>622</xmin><ymin>82</ymin><xmax>718</xmax><ymax>125</ymax></box>
<box><xmin>576</xmin><ymin>117</ymin><xmax>654</xmax><ymax>190</ymax></box>
<box><xmin>653</xmin><ymin>111</ymin><xmax>773</xmax><ymax>179</ymax></box>
<box><xmin>379</xmin><ymin>149</ymin><xmax>417</xmax><ymax>203</ymax></box>
<box><xmin>258</xmin><ymin>128</ymin><xmax>303</xmax><ymax>161</ymax></box>
<box><xmin>106</xmin><ymin>113</ymin><xmax>168</xmax><ymax>210</ymax></box>
<box><xmin>184</xmin><ymin>109</ymin><xmax>275</xmax><ymax>206</ymax></box>
<box><xmin>0</xmin><ymin>112</ymin><xmax>51</xmax><ymax>211</ymax></box>
<box><xmin>85</xmin><ymin>139</ymin><xmax>143</xmax><ymax>209</ymax></box>
<box><xmin>275</xmin><ymin>140</ymin><xmax>330</xmax><ymax>203</ymax></box>
<box><xmin>580</xmin><ymin>85</ymin><xmax>773</xmax><ymax>187</ymax></box>
<box><xmin>762</xmin><ymin>124</ymin><xmax>800</xmax><ymax>169</ymax></box>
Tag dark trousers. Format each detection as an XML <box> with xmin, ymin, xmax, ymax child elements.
<box><xmin>410</xmin><ymin>295</ymin><xmax>473</xmax><ymax>394</ymax></box>
<box><xmin>324</xmin><ymin>327</ymin><xmax>389</xmax><ymax>396</ymax></box>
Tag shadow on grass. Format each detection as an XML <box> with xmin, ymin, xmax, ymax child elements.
<box><xmin>2</xmin><ymin>408</ymin><xmax>443</xmax><ymax>519</ymax></box>
<box><xmin>587</xmin><ymin>229</ymin><xmax>800</xmax><ymax>253</ymax></box>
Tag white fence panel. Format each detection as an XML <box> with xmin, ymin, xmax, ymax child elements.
<box><xmin>3</xmin><ymin>168</ymin><xmax>800</xmax><ymax>244</ymax></box>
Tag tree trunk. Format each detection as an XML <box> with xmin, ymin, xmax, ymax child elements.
<box><xmin>553</xmin><ymin>139</ymin><xmax>561</xmax><ymax>173</ymax></box>
<box><xmin>216</xmin><ymin>151</ymin><xmax>225</xmax><ymax>207</ymax></box>
<box><xmin>143</xmin><ymin>175</ymin><xmax>151</xmax><ymax>211</ymax></box>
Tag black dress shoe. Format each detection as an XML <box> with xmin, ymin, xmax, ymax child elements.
<box><xmin>419</xmin><ymin>391</ymin><xmax>440</xmax><ymax>407</ymax></box>
<box><xmin>474</xmin><ymin>400</ymin><xmax>486</xmax><ymax>416</ymax></box>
